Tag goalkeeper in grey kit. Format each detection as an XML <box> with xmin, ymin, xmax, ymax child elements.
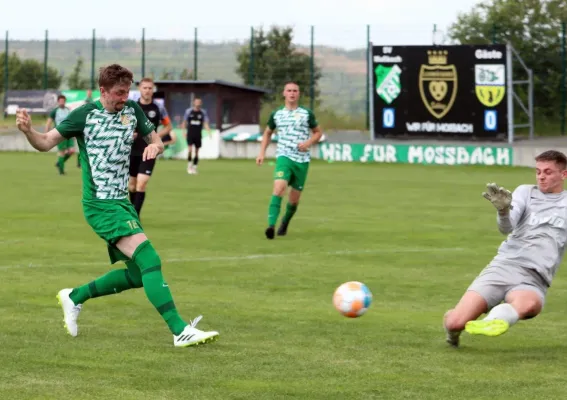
<box><xmin>443</xmin><ymin>150</ymin><xmax>567</xmax><ymax>347</ymax></box>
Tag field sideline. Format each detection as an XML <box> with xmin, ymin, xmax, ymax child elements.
<box><xmin>1</xmin><ymin>152</ymin><xmax>567</xmax><ymax>399</ymax></box>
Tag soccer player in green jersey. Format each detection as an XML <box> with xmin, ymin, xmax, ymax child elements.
<box><xmin>46</xmin><ymin>95</ymin><xmax>73</xmax><ymax>175</ymax></box>
<box><xmin>16</xmin><ymin>64</ymin><xmax>219</xmax><ymax>348</ymax></box>
<box><xmin>256</xmin><ymin>82</ymin><xmax>323</xmax><ymax>239</ymax></box>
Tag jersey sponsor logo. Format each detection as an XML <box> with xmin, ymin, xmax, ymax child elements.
<box><xmin>527</xmin><ymin>213</ymin><xmax>565</xmax><ymax>228</ymax></box>
<box><xmin>148</xmin><ymin>110</ymin><xmax>157</xmax><ymax>118</ymax></box>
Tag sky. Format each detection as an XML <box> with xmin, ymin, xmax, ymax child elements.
<box><xmin>0</xmin><ymin>0</ymin><xmax>482</xmax><ymax>49</ymax></box>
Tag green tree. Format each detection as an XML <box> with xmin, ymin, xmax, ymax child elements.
<box><xmin>447</xmin><ymin>0</ymin><xmax>567</xmax><ymax>118</ymax></box>
<box><xmin>0</xmin><ymin>52</ymin><xmax>62</xmax><ymax>91</ymax></box>
<box><xmin>67</xmin><ymin>57</ymin><xmax>90</xmax><ymax>89</ymax></box>
<box><xmin>236</xmin><ymin>26</ymin><xmax>322</xmax><ymax>105</ymax></box>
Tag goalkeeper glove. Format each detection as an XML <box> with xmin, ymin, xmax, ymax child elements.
<box><xmin>482</xmin><ymin>182</ymin><xmax>513</xmax><ymax>212</ymax></box>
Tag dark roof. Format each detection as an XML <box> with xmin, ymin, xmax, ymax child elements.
<box><xmin>145</xmin><ymin>79</ymin><xmax>270</xmax><ymax>94</ymax></box>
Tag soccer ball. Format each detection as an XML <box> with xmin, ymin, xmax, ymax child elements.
<box><xmin>332</xmin><ymin>281</ymin><xmax>372</xmax><ymax>318</ymax></box>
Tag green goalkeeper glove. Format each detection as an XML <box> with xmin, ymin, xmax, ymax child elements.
<box><xmin>482</xmin><ymin>183</ymin><xmax>513</xmax><ymax>212</ymax></box>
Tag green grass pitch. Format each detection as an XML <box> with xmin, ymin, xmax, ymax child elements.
<box><xmin>1</xmin><ymin>152</ymin><xmax>567</xmax><ymax>399</ymax></box>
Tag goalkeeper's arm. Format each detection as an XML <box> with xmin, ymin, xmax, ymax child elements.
<box><xmin>494</xmin><ymin>185</ymin><xmax>530</xmax><ymax>234</ymax></box>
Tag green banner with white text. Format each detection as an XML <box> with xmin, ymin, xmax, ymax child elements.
<box><xmin>318</xmin><ymin>143</ymin><xmax>513</xmax><ymax>166</ymax></box>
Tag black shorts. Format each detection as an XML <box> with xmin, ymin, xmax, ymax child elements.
<box><xmin>161</xmin><ymin>134</ymin><xmax>172</xmax><ymax>143</ymax></box>
<box><xmin>186</xmin><ymin>132</ymin><xmax>202</xmax><ymax>148</ymax></box>
<box><xmin>129</xmin><ymin>155</ymin><xmax>156</xmax><ymax>177</ymax></box>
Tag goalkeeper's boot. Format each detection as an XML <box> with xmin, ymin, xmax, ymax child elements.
<box><xmin>56</xmin><ymin>288</ymin><xmax>82</xmax><ymax>337</ymax></box>
<box><xmin>173</xmin><ymin>315</ymin><xmax>219</xmax><ymax>348</ymax></box>
<box><xmin>277</xmin><ymin>221</ymin><xmax>289</xmax><ymax>236</ymax></box>
<box><xmin>265</xmin><ymin>226</ymin><xmax>275</xmax><ymax>240</ymax></box>
<box><xmin>465</xmin><ymin>319</ymin><xmax>509</xmax><ymax>337</ymax></box>
<box><xmin>444</xmin><ymin>326</ymin><xmax>461</xmax><ymax>348</ymax></box>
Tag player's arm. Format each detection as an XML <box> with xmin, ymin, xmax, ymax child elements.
<box><xmin>257</xmin><ymin>112</ymin><xmax>276</xmax><ymax>165</ymax></box>
<box><xmin>163</xmin><ymin>130</ymin><xmax>177</xmax><ymax>146</ymax></box>
<box><xmin>181</xmin><ymin>108</ymin><xmax>190</xmax><ymax>134</ymax></box>
<box><xmin>202</xmin><ymin>109</ymin><xmax>211</xmax><ymax>131</ymax></box>
<box><xmin>298</xmin><ymin>111</ymin><xmax>322</xmax><ymax>151</ymax></box>
<box><xmin>156</xmin><ymin>105</ymin><xmax>173</xmax><ymax>138</ymax></box>
<box><xmin>132</xmin><ymin>101</ymin><xmax>163</xmax><ymax>160</ymax></box>
<box><xmin>16</xmin><ymin>109</ymin><xmax>65</xmax><ymax>151</ymax></box>
<box><xmin>483</xmin><ymin>183</ymin><xmax>529</xmax><ymax>234</ymax></box>
<box><xmin>45</xmin><ymin>109</ymin><xmax>56</xmax><ymax>132</ymax></box>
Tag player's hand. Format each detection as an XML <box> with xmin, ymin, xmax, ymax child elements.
<box><xmin>256</xmin><ymin>154</ymin><xmax>264</xmax><ymax>166</ymax></box>
<box><xmin>16</xmin><ymin>109</ymin><xmax>32</xmax><ymax>134</ymax></box>
<box><xmin>143</xmin><ymin>143</ymin><xmax>160</xmax><ymax>161</ymax></box>
<box><xmin>298</xmin><ymin>141</ymin><xmax>310</xmax><ymax>152</ymax></box>
<box><xmin>483</xmin><ymin>183</ymin><xmax>513</xmax><ymax>212</ymax></box>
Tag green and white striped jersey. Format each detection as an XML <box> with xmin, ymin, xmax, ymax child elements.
<box><xmin>267</xmin><ymin>106</ymin><xmax>318</xmax><ymax>163</ymax></box>
<box><xmin>56</xmin><ymin>100</ymin><xmax>155</xmax><ymax>200</ymax></box>
<box><xmin>49</xmin><ymin>106</ymin><xmax>71</xmax><ymax>126</ymax></box>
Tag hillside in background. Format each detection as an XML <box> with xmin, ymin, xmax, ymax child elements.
<box><xmin>1</xmin><ymin>39</ymin><xmax>368</xmax><ymax>115</ymax></box>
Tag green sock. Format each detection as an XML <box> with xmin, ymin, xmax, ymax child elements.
<box><xmin>268</xmin><ymin>195</ymin><xmax>283</xmax><ymax>227</ymax></box>
<box><xmin>69</xmin><ymin>268</ymin><xmax>141</xmax><ymax>305</ymax></box>
<box><xmin>133</xmin><ymin>240</ymin><xmax>187</xmax><ymax>335</ymax></box>
<box><xmin>63</xmin><ymin>154</ymin><xmax>72</xmax><ymax>162</ymax></box>
<box><xmin>282</xmin><ymin>203</ymin><xmax>298</xmax><ymax>224</ymax></box>
<box><xmin>57</xmin><ymin>156</ymin><xmax>65</xmax><ymax>171</ymax></box>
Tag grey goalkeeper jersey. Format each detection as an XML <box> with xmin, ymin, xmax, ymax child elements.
<box><xmin>493</xmin><ymin>184</ymin><xmax>567</xmax><ymax>286</ymax></box>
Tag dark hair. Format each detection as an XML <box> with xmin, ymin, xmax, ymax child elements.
<box><xmin>57</xmin><ymin>95</ymin><xmax>66</xmax><ymax>101</ymax></box>
<box><xmin>535</xmin><ymin>150</ymin><xmax>567</xmax><ymax>169</ymax></box>
<box><xmin>98</xmin><ymin>64</ymin><xmax>133</xmax><ymax>90</ymax></box>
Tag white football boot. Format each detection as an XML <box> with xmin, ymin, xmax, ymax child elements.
<box><xmin>56</xmin><ymin>288</ymin><xmax>82</xmax><ymax>337</ymax></box>
<box><xmin>173</xmin><ymin>315</ymin><xmax>219</xmax><ymax>348</ymax></box>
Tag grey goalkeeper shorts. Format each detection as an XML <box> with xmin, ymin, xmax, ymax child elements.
<box><xmin>467</xmin><ymin>263</ymin><xmax>549</xmax><ymax>309</ymax></box>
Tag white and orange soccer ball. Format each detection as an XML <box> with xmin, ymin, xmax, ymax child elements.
<box><xmin>332</xmin><ymin>281</ymin><xmax>373</xmax><ymax>318</ymax></box>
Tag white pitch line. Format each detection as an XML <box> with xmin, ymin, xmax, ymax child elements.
<box><xmin>0</xmin><ymin>247</ymin><xmax>465</xmax><ymax>271</ymax></box>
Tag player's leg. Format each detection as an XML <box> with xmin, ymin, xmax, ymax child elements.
<box><xmin>115</xmin><ymin>233</ymin><xmax>219</xmax><ymax>346</ymax></box>
<box><xmin>443</xmin><ymin>291</ymin><xmax>489</xmax><ymax>347</ymax></box>
<box><xmin>266</xmin><ymin>157</ymin><xmax>292</xmax><ymax>239</ymax></box>
<box><xmin>186</xmin><ymin>138</ymin><xmax>193</xmax><ymax>174</ymax></box>
<box><xmin>55</xmin><ymin>141</ymin><xmax>67</xmax><ymax>175</ymax></box>
<box><xmin>192</xmin><ymin>136</ymin><xmax>201</xmax><ymax>174</ymax></box>
<box><xmin>444</xmin><ymin>264</ymin><xmax>508</xmax><ymax>346</ymax></box>
<box><xmin>133</xmin><ymin>159</ymin><xmax>155</xmax><ymax>217</ymax></box>
<box><xmin>278</xmin><ymin>161</ymin><xmax>308</xmax><ymax>236</ymax></box>
<box><xmin>466</xmin><ymin>268</ymin><xmax>546</xmax><ymax>337</ymax></box>
<box><xmin>128</xmin><ymin>155</ymin><xmax>141</xmax><ymax>203</ymax></box>
<box><xmin>63</xmin><ymin>144</ymin><xmax>75</xmax><ymax>164</ymax></box>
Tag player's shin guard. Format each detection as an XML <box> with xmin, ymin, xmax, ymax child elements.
<box><xmin>133</xmin><ymin>240</ymin><xmax>187</xmax><ymax>335</ymax></box>
<box><xmin>268</xmin><ymin>195</ymin><xmax>282</xmax><ymax>227</ymax></box>
<box><xmin>69</xmin><ymin>269</ymin><xmax>140</xmax><ymax>305</ymax></box>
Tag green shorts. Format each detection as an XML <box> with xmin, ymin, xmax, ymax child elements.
<box><xmin>82</xmin><ymin>198</ymin><xmax>144</xmax><ymax>264</ymax></box>
<box><xmin>57</xmin><ymin>138</ymin><xmax>75</xmax><ymax>151</ymax></box>
<box><xmin>273</xmin><ymin>156</ymin><xmax>309</xmax><ymax>191</ymax></box>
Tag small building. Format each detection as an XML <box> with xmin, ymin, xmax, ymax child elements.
<box><xmin>145</xmin><ymin>80</ymin><xmax>270</xmax><ymax>131</ymax></box>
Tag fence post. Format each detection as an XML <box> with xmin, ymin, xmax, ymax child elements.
<box><xmin>90</xmin><ymin>29</ymin><xmax>96</xmax><ymax>90</ymax></box>
<box><xmin>310</xmin><ymin>25</ymin><xmax>315</xmax><ymax>111</ymax></box>
<box><xmin>366</xmin><ymin>24</ymin><xmax>370</xmax><ymax>131</ymax></box>
<box><xmin>4</xmin><ymin>31</ymin><xmax>8</xmax><ymax>93</ymax></box>
<box><xmin>561</xmin><ymin>21</ymin><xmax>566</xmax><ymax>136</ymax></box>
<box><xmin>43</xmin><ymin>30</ymin><xmax>48</xmax><ymax>89</ymax></box>
<box><xmin>141</xmin><ymin>28</ymin><xmax>146</xmax><ymax>79</ymax></box>
<box><xmin>248</xmin><ymin>27</ymin><xmax>254</xmax><ymax>85</ymax></box>
<box><xmin>194</xmin><ymin>27</ymin><xmax>198</xmax><ymax>80</ymax></box>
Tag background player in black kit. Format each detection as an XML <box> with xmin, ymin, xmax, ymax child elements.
<box><xmin>182</xmin><ymin>97</ymin><xmax>210</xmax><ymax>174</ymax></box>
<box><xmin>129</xmin><ymin>77</ymin><xmax>172</xmax><ymax>216</ymax></box>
